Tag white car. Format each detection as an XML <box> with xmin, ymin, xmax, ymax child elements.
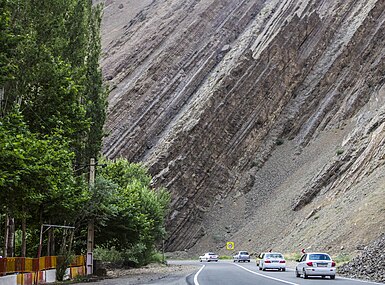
<box><xmin>295</xmin><ymin>252</ymin><xmax>336</xmax><ymax>279</ymax></box>
<box><xmin>258</xmin><ymin>252</ymin><xmax>286</xmax><ymax>271</ymax></box>
<box><xmin>233</xmin><ymin>251</ymin><xmax>250</xmax><ymax>262</ymax></box>
<box><xmin>199</xmin><ymin>252</ymin><xmax>219</xmax><ymax>262</ymax></box>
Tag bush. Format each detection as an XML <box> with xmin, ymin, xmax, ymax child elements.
<box><xmin>56</xmin><ymin>253</ymin><xmax>74</xmax><ymax>281</ymax></box>
<box><xmin>94</xmin><ymin>246</ymin><xmax>166</xmax><ymax>267</ymax></box>
<box><xmin>149</xmin><ymin>251</ymin><xmax>166</xmax><ymax>264</ymax></box>
<box><xmin>336</xmin><ymin>149</ymin><xmax>344</xmax><ymax>155</ymax></box>
<box><xmin>285</xmin><ymin>252</ymin><xmax>302</xmax><ymax>261</ymax></box>
<box><xmin>93</xmin><ymin>246</ymin><xmax>124</xmax><ymax>265</ymax></box>
<box><xmin>333</xmin><ymin>253</ymin><xmax>351</xmax><ymax>265</ymax></box>
<box><xmin>275</xmin><ymin>138</ymin><xmax>284</xmax><ymax>145</ymax></box>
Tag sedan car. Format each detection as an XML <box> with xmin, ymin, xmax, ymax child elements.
<box><xmin>199</xmin><ymin>252</ymin><xmax>219</xmax><ymax>262</ymax></box>
<box><xmin>295</xmin><ymin>252</ymin><xmax>336</xmax><ymax>279</ymax></box>
<box><xmin>258</xmin><ymin>252</ymin><xmax>286</xmax><ymax>271</ymax></box>
<box><xmin>233</xmin><ymin>251</ymin><xmax>250</xmax><ymax>262</ymax></box>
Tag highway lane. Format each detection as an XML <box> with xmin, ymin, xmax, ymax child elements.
<box><xmin>170</xmin><ymin>260</ymin><xmax>384</xmax><ymax>285</ymax></box>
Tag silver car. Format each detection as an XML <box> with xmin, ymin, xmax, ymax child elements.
<box><xmin>295</xmin><ymin>252</ymin><xmax>336</xmax><ymax>279</ymax></box>
<box><xmin>258</xmin><ymin>252</ymin><xmax>286</xmax><ymax>271</ymax></box>
<box><xmin>233</xmin><ymin>251</ymin><xmax>250</xmax><ymax>262</ymax></box>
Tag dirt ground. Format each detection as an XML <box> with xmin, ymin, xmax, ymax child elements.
<box><xmin>73</xmin><ymin>263</ymin><xmax>198</xmax><ymax>285</ymax></box>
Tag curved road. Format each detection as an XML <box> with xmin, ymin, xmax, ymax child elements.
<box><xmin>80</xmin><ymin>260</ymin><xmax>384</xmax><ymax>285</ymax></box>
<box><xmin>171</xmin><ymin>260</ymin><xmax>383</xmax><ymax>285</ymax></box>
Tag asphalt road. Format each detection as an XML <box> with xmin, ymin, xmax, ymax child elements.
<box><xmin>170</xmin><ymin>260</ymin><xmax>383</xmax><ymax>285</ymax></box>
<box><xmin>80</xmin><ymin>260</ymin><xmax>384</xmax><ymax>285</ymax></box>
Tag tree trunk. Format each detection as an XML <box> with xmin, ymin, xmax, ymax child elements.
<box><xmin>51</xmin><ymin>230</ymin><xmax>56</xmax><ymax>256</ymax></box>
<box><xmin>60</xmin><ymin>228</ymin><xmax>68</xmax><ymax>255</ymax></box>
<box><xmin>21</xmin><ymin>217</ymin><xmax>26</xmax><ymax>257</ymax></box>
<box><xmin>3</xmin><ymin>215</ymin><xmax>8</xmax><ymax>258</ymax></box>
<box><xmin>7</xmin><ymin>217</ymin><xmax>15</xmax><ymax>257</ymax></box>
<box><xmin>68</xmin><ymin>228</ymin><xmax>75</xmax><ymax>253</ymax></box>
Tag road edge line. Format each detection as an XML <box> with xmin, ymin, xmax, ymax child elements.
<box><xmin>234</xmin><ymin>264</ymin><xmax>299</xmax><ymax>285</ymax></box>
<box><xmin>194</xmin><ymin>265</ymin><xmax>205</xmax><ymax>285</ymax></box>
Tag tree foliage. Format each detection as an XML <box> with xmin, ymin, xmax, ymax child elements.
<box><xmin>0</xmin><ymin>0</ymin><xmax>170</xmax><ymax>263</ymax></box>
<box><xmin>1</xmin><ymin>0</ymin><xmax>107</xmax><ymax>164</ymax></box>
<box><xmin>95</xmin><ymin>159</ymin><xmax>170</xmax><ymax>266</ymax></box>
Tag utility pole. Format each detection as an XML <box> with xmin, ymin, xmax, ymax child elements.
<box><xmin>86</xmin><ymin>158</ymin><xmax>95</xmax><ymax>275</ymax></box>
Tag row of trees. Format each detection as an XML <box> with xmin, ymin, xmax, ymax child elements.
<box><xmin>0</xmin><ymin>0</ymin><xmax>169</xmax><ymax>266</ymax></box>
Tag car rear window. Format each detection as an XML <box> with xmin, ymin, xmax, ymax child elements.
<box><xmin>309</xmin><ymin>254</ymin><xmax>331</xmax><ymax>260</ymax></box>
<box><xmin>266</xmin><ymin>254</ymin><xmax>283</xmax><ymax>259</ymax></box>
<box><xmin>240</xmin><ymin>252</ymin><xmax>249</xmax><ymax>255</ymax></box>
<box><xmin>208</xmin><ymin>253</ymin><xmax>216</xmax><ymax>255</ymax></box>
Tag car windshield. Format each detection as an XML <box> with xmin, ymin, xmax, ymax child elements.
<box><xmin>266</xmin><ymin>254</ymin><xmax>283</xmax><ymax>259</ymax></box>
<box><xmin>309</xmin><ymin>254</ymin><xmax>331</xmax><ymax>260</ymax></box>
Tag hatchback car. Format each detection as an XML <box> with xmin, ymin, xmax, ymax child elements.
<box><xmin>258</xmin><ymin>252</ymin><xmax>286</xmax><ymax>271</ymax></box>
<box><xmin>199</xmin><ymin>252</ymin><xmax>219</xmax><ymax>262</ymax></box>
<box><xmin>233</xmin><ymin>251</ymin><xmax>250</xmax><ymax>262</ymax></box>
<box><xmin>295</xmin><ymin>252</ymin><xmax>336</xmax><ymax>279</ymax></box>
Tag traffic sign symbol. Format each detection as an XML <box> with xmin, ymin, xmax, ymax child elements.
<box><xmin>226</xmin><ymin>241</ymin><xmax>234</xmax><ymax>250</ymax></box>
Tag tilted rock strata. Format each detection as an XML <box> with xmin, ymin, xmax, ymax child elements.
<box><xmin>101</xmin><ymin>0</ymin><xmax>385</xmax><ymax>253</ymax></box>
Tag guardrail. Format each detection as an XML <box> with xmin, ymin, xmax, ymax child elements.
<box><xmin>0</xmin><ymin>256</ymin><xmax>84</xmax><ymax>276</ymax></box>
<box><xmin>0</xmin><ymin>255</ymin><xmax>85</xmax><ymax>284</ymax></box>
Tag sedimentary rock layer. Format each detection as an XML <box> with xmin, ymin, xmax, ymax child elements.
<box><xmin>101</xmin><ymin>0</ymin><xmax>385</xmax><ymax>252</ymax></box>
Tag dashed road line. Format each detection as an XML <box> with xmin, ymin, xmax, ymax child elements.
<box><xmin>234</xmin><ymin>263</ymin><xmax>300</xmax><ymax>285</ymax></box>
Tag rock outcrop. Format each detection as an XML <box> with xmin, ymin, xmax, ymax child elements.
<box><xmin>338</xmin><ymin>234</ymin><xmax>385</xmax><ymax>283</ymax></box>
<box><xmin>100</xmin><ymin>0</ymin><xmax>385</xmax><ymax>256</ymax></box>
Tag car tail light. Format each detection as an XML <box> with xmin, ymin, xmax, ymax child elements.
<box><xmin>265</xmin><ymin>260</ymin><xmax>271</xmax><ymax>263</ymax></box>
<box><xmin>279</xmin><ymin>260</ymin><xmax>286</xmax><ymax>263</ymax></box>
<box><xmin>332</xmin><ymin>261</ymin><xmax>336</xmax><ymax>267</ymax></box>
<box><xmin>306</xmin><ymin>262</ymin><xmax>313</xmax><ymax>267</ymax></box>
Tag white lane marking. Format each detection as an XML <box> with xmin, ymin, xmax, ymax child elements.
<box><xmin>194</xmin><ymin>265</ymin><xmax>205</xmax><ymax>285</ymax></box>
<box><xmin>234</xmin><ymin>264</ymin><xmax>299</xmax><ymax>285</ymax></box>
<box><xmin>339</xmin><ymin>276</ymin><xmax>385</xmax><ymax>284</ymax></box>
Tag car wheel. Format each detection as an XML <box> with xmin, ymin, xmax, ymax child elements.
<box><xmin>262</xmin><ymin>267</ymin><xmax>266</xmax><ymax>271</ymax></box>
<box><xmin>282</xmin><ymin>268</ymin><xmax>286</xmax><ymax>272</ymax></box>
<box><xmin>248</xmin><ymin>260</ymin><xmax>250</xmax><ymax>262</ymax></box>
<box><xmin>200</xmin><ymin>259</ymin><xmax>202</xmax><ymax>262</ymax></box>
<box><xmin>295</xmin><ymin>269</ymin><xmax>300</xmax><ymax>278</ymax></box>
<box><xmin>259</xmin><ymin>266</ymin><xmax>262</xmax><ymax>270</ymax></box>
<box><xmin>303</xmin><ymin>269</ymin><xmax>308</xmax><ymax>279</ymax></box>
<box><xmin>330</xmin><ymin>275</ymin><xmax>335</xmax><ymax>280</ymax></box>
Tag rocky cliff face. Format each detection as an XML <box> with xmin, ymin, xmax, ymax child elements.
<box><xmin>100</xmin><ymin>0</ymin><xmax>385</xmax><ymax>255</ymax></box>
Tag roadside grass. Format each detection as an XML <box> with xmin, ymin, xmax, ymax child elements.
<box><xmin>284</xmin><ymin>252</ymin><xmax>302</xmax><ymax>262</ymax></box>
<box><xmin>284</xmin><ymin>252</ymin><xmax>351</xmax><ymax>267</ymax></box>
<box><xmin>333</xmin><ymin>253</ymin><xmax>351</xmax><ymax>266</ymax></box>
<box><xmin>219</xmin><ymin>255</ymin><xmax>232</xmax><ymax>260</ymax></box>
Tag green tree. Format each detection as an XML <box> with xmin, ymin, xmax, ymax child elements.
<box><xmin>95</xmin><ymin>159</ymin><xmax>170</xmax><ymax>266</ymax></box>
<box><xmin>0</xmin><ymin>0</ymin><xmax>19</xmax><ymax>86</ymax></box>
<box><xmin>0</xmin><ymin>109</ymin><xmax>81</xmax><ymax>256</ymax></box>
<box><xmin>1</xmin><ymin>0</ymin><xmax>107</xmax><ymax>166</ymax></box>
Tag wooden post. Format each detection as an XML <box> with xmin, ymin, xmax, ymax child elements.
<box><xmin>38</xmin><ymin>224</ymin><xmax>44</xmax><ymax>258</ymax></box>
